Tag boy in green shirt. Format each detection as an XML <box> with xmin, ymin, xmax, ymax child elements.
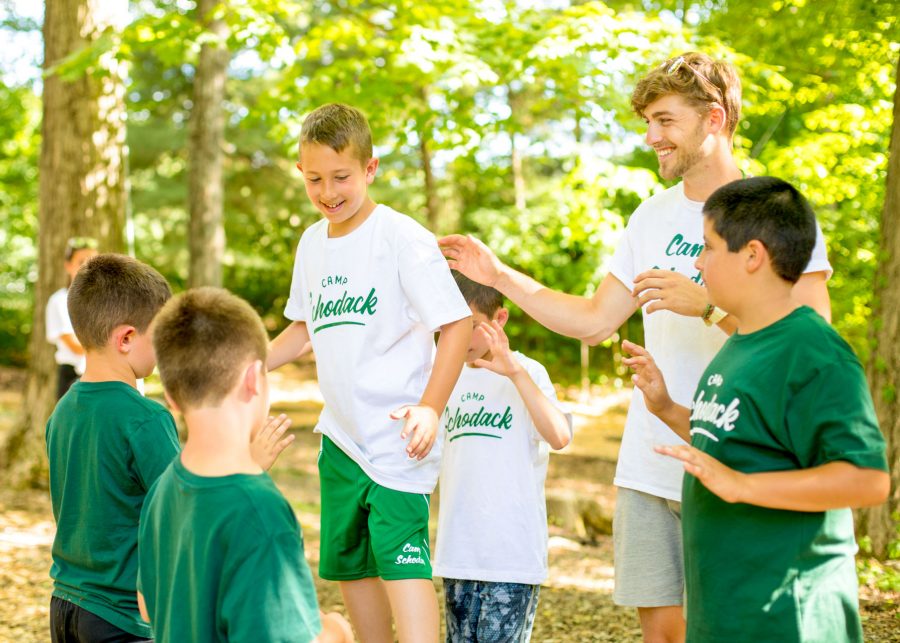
<box><xmin>47</xmin><ymin>254</ymin><xmax>177</xmax><ymax>642</ymax></box>
<box><xmin>138</xmin><ymin>287</ymin><xmax>352</xmax><ymax>642</ymax></box>
<box><xmin>623</xmin><ymin>176</ymin><xmax>889</xmax><ymax>642</ymax></box>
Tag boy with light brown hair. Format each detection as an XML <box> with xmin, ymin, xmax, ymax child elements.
<box><xmin>47</xmin><ymin>254</ymin><xmax>177</xmax><ymax>642</ymax></box>
<box><xmin>139</xmin><ymin>287</ymin><xmax>352</xmax><ymax>642</ymax></box>
<box><xmin>269</xmin><ymin>103</ymin><xmax>472</xmax><ymax>642</ymax></box>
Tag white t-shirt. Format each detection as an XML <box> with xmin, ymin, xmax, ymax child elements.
<box><xmin>46</xmin><ymin>288</ymin><xmax>85</xmax><ymax>374</ymax></box>
<box><xmin>607</xmin><ymin>182</ymin><xmax>833</xmax><ymax>501</ymax></box>
<box><xmin>433</xmin><ymin>353</ymin><xmax>571</xmax><ymax>585</ymax></box>
<box><xmin>284</xmin><ymin>205</ymin><xmax>471</xmax><ymax>494</ymax></box>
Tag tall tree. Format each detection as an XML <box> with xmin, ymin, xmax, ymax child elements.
<box><xmin>188</xmin><ymin>0</ymin><xmax>229</xmax><ymax>288</ymax></box>
<box><xmin>1</xmin><ymin>0</ymin><xmax>127</xmax><ymax>487</ymax></box>
<box><xmin>861</xmin><ymin>55</ymin><xmax>900</xmax><ymax>559</ymax></box>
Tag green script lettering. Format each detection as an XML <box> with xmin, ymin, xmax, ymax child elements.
<box><xmin>444</xmin><ymin>405</ymin><xmax>513</xmax><ymax>433</ymax></box>
<box><xmin>310</xmin><ymin>287</ymin><xmax>378</xmax><ymax>323</ymax></box>
<box><xmin>665</xmin><ymin>233</ymin><xmax>703</xmax><ymax>258</ymax></box>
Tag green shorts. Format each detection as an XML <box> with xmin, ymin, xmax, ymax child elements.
<box><xmin>317</xmin><ymin>435</ymin><xmax>432</xmax><ymax>581</ymax></box>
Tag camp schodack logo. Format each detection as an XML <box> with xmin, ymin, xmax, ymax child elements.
<box><xmin>650</xmin><ymin>232</ymin><xmax>706</xmax><ymax>285</ymax></box>
<box><xmin>689</xmin><ymin>373</ymin><xmax>740</xmax><ymax>442</ymax></box>
<box><xmin>308</xmin><ymin>274</ymin><xmax>377</xmax><ymax>334</ymax></box>
<box><xmin>444</xmin><ymin>392</ymin><xmax>513</xmax><ymax>442</ymax></box>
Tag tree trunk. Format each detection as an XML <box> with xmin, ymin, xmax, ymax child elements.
<box><xmin>417</xmin><ymin>86</ymin><xmax>440</xmax><ymax>231</ymax></box>
<box><xmin>420</xmin><ymin>128</ymin><xmax>440</xmax><ymax>231</ymax></box>
<box><xmin>509</xmin><ymin>89</ymin><xmax>526</xmax><ymax>213</ymax></box>
<box><xmin>860</xmin><ymin>55</ymin><xmax>900</xmax><ymax>559</ymax></box>
<box><xmin>188</xmin><ymin>0</ymin><xmax>229</xmax><ymax>288</ymax></box>
<box><xmin>1</xmin><ymin>0</ymin><xmax>128</xmax><ymax>488</ymax></box>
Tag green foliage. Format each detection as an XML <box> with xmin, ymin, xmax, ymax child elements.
<box><xmin>698</xmin><ymin>0</ymin><xmax>899</xmax><ymax>362</ymax></box>
<box><xmin>0</xmin><ymin>81</ymin><xmax>40</xmax><ymax>365</ymax></box>
<box><xmin>858</xmin><ymin>511</ymin><xmax>900</xmax><ymax>591</ymax></box>
<box><xmin>0</xmin><ymin>0</ymin><xmax>897</xmax><ymax>381</ymax></box>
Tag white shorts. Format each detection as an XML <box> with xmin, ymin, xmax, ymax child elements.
<box><xmin>612</xmin><ymin>487</ymin><xmax>684</xmax><ymax>607</ymax></box>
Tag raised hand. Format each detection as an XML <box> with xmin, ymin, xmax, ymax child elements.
<box><xmin>390</xmin><ymin>404</ymin><xmax>439</xmax><ymax>460</ymax></box>
<box><xmin>438</xmin><ymin>234</ymin><xmax>504</xmax><ymax>287</ymax></box>
<box><xmin>621</xmin><ymin>340</ymin><xmax>674</xmax><ymax>417</ymax></box>
<box><xmin>250</xmin><ymin>413</ymin><xmax>295</xmax><ymax>471</ymax></box>
<box><xmin>472</xmin><ymin>320</ymin><xmax>522</xmax><ymax>378</ymax></box>
<box><xmin>633</xmin><ymin>269</ymin><xmax>708</xmax><ymax>317</ymax></box>
<box><xmin>654</xmin><ymin>444</ymin><xmax>745</xmax><ymax>504</ymax></box>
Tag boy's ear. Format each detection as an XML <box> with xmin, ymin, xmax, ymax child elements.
<box><xmin>163</xmin><ymin>390</ymin><xmax>181</xmax><ymax>413</ymax></box>
<box><xmin>241</xmin><ymin>359</ymin><xmax>265</xmax><ymax>398</ymax></box>
<box><xmin>493</xmin><ymin>307</ymin><xmax>510</xmax><ymax>327</ymax></box>
<box><xmin>112</xmin><ymin>325</ymin><xmax>138</xmax><ymax>354</ymax></box>
<box><xmin>365</xmin><ymin>157</ymin><xmax>379</xmax><ymax>185</ymax></box>
<box><xmin>296</xmin><ymin>161</ymin><xmax>303</xmax><ymax>173</ymax></box>
<box><xmin>744</xmin><ymin>239</ymin><xmax>768</xmax><ymax>274</ymax></box>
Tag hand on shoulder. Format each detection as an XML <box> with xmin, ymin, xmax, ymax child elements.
<box><xmin>438</xmin><ymin>234</ymin><xmax>504</xmax><ymax>287</ymax></box>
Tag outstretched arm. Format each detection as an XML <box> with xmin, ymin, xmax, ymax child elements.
<box><xmin>655</xmin><ymin>445</ymin><xmax>889</xmax><ymax>511</ymax></box>
<box><xmin>621</xmin><ymin>340</ymin><xmax>691</xmax><ymax>441</ymax></box>
<box><xmin>439</xmin><ymin>234</ymin><xmax>637</xmax><ymax>344</ymax></box>
<box><xmin>473</xmin><ymin>320</ymin><xmax>571</xmax><ymax>450</ymax></box>
<box><xmin>392</xmin><ymin>316</ymin><xmax>472</xmax><ymax>460</ymax></box>
<box><xmin>268</xmin><ymin>321</ymin><xmax>311</xmax><ymax>371</ymax></box>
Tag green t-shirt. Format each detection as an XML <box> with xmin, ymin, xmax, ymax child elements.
<box><xmin>683</xmin><ymin>306</ymin><xmax>888</xmax><ymax>643</ymax></box>
<box><xmin>46</xmin><ymin>380</ymin><xmax>181</xmax><ymax>637</ymax></box>
<box><xmin>138</xmin><ymin>457</ymin><xmax>322</xmax><ymax>642</ymax></box>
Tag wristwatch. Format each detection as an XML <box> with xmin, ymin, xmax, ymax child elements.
<box><xmin>701</xmin><ymin>303</ymin><xmax>727</xmax><ymax>327</ymax></box>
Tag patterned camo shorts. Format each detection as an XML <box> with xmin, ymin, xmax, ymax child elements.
<box><xmin>443</xmin><ymin>578</ymin><xmax>540</xmax><ymax>643</ymax></box>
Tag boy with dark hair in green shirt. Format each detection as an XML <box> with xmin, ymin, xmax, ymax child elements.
<box><xmin>623</xmin><ymin>176</ymin><xmax>889</xmax><ymax>642</ymax></box>
<box><xmin>47</xmin><ymin>254</ymin><xmax>177</xmax><ymax>642</ymax></box>
<box><xmin>139</xmin><ymin>287</ymin><xmax>352</xmax><ymax>642</ymax></box>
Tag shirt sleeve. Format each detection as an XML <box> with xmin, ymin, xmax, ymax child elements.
<box><xmin>804</xmin><ymin>222</ymin><xmax>833</xmax><ymax>279</ymax></box>
<box><xmin>221</xmin><ymin>529</ymin><xmax>323</xmax><ymax>642</ymax></box>
<box><xmin>46</xmin><ymin>291</ymin><xmax>73</xmax><ymax>343</ymax></box>
<box><xmin>284</xmin><ymin>236</ymin><xmax>308</xmax><ymax>322</ymax></box>
<box><xmin>607</xmin><ymin>214</ymin><xmax>638</xmax><ymax>292</ymax></box>
<box><xmin>129</xmin><ymin>411</ymin><xmax>181</xmax><ymax>491</ymax></box>
<box><xmin>784</xmin><ymin>359</ymin><xmax>888</xmax><ymax>472</ymax></box>
<box><xmin>397</xmin><ymin>225</ymin><xmax>471</xmax><ymax>332</ymax></box>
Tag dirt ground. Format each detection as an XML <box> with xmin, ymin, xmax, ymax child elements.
<box><xmin>0</xmin><ymin>364</ymin><xmax>898</xmax><ymax>641</ymax></box>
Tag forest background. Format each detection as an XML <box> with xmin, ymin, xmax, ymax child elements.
<box><xmin>0</xmin><ymin>0</ymin><xmax>899</xmax><ymax>555</ymax></box>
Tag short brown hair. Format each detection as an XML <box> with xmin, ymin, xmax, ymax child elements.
<box><xmin>68</xmin><ymin>254</ymin><xmax>171</xmax><ymax>349</ymax></box>
<box><xmin>452</xmin><ymin>271</ymin><xmax>503</xmax><ymax>317</ymax></box>
<box><xmin>152</xmin><ymin>287</ymin><xmax>268</xmax><ymax>410</ymax></box>
<box><xmin>299</xmin><ymin>103</ymin><xmax>373</xmax><ymax>164</ymax></box>
<box><xmin>631</xmin><ymin>52</ymin><xmax>742</xmax><ymax>136</ymax></box>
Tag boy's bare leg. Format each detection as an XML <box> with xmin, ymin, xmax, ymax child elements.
<box><xmin>637</xmin><ymin>606</ymin><xmax>686</xmax><ymax>643</ymax></box>
<box><xmin>339</xmin><ymin>578</ymin><xmax>393</xmax><ymax>643</ymax></box>
<box><xmin>384</xmin><ymin>578</ymin><xmax>439</xmax><ymax>643</ymax></box>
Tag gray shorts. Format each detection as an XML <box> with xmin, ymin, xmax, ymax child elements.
<box><xmin>612</xmin><ymin>487</ymin><xmax>684</xmax><ymax>607</ymax></box>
